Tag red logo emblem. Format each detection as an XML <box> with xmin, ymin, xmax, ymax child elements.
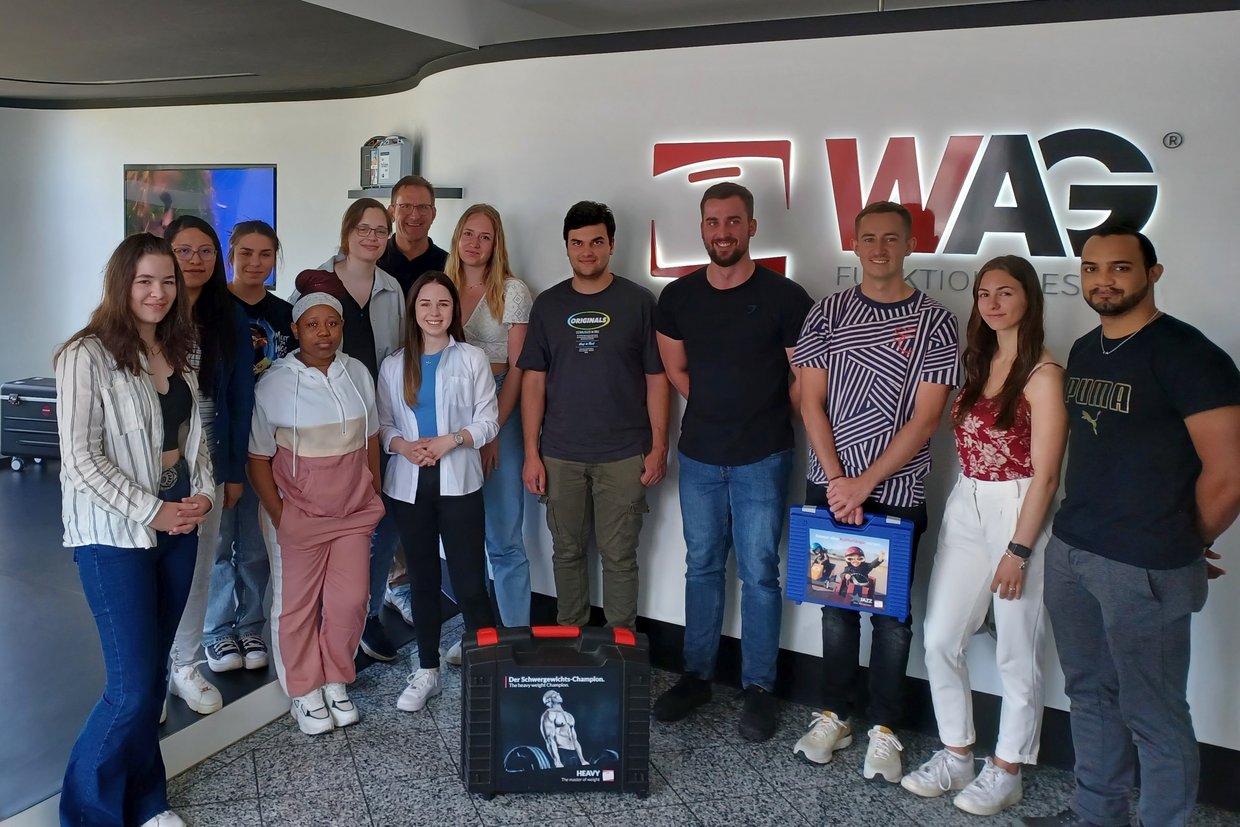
<box><xmin>651</xmin><ymin>140</ymin><xmax>791</xmax><ymax>278</ymax></box>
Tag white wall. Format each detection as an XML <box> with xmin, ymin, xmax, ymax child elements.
<box><xmin>2</xmin><ymin>9</ymin><xmax>1237</xmax><ymax>749</ymax></box>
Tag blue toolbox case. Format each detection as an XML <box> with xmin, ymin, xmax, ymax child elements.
<box><xmin>786</xmin><ymin>506</ymin><xmax>915</xmax><ymax>622</ymax></box>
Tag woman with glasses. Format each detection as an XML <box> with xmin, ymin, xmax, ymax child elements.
<box><xmin>56</xmin><ymin>233</ymin><xmax>215</xmax><ymax>827</ymax></box>
<box><xmin>163</xmin><ymin>216</ymin><xmax>255</xmax><ymax>716</ymax></box>
<box><xmin>291</xmin><ymin>198</ymin><xmax>405</xmax><ymax>662</ymax></box>
<box><xmin>443</xmin><ymin>205</ymin><xmax>533</xmax><ymax>653</ymax></box>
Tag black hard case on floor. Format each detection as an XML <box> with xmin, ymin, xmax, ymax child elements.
<box><xmin>2</xmin><ymin>378</ymin><xmax>59</xmax><ymax>470</ymax></box>
<box><xmin>461</xmin><ymin>626</ymin><xmax>650</xmax><ymax>798</ymax></box>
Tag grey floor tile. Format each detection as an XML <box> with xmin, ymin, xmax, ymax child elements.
<box><xmin>348</xmin><ymin>690</ymin><xmax>443</xmax><ymax>735</ymax></box>
<box><xmin>167</xmin><ymin>759</ymin><xmax>226</xmax><ymax>800</ymax></box>
<box><xmin>260</xmin><ymin>779</ymin><xmax>372</xmax><ymax>827</ymax></box>
<box><xmin>363</xmin><ymin>775</ymin><xmax>482</xmax><ymax>826</ymax></box>
<box><xmin>347</xmin><ymin>660</ymin><xmax>416</xmax><ymax>700</ymax></box>
<box><xmin>177</xmin><ymin>799</ymin><xmax>262</xmax><ymax>827</ymax></box>
<box><xmin>350</xmin><ymin>729</ymin><xmax>454</xmax><ymax>782</ymax></box>
<box><xmin>653</xmin><ymin>745</ymin><xmax>777</xmax><ymax>804</ymax></box>
<box><xmin>472</xmin><ymin>790</ymin><xmax>585</xmax><ymax>826</ymax></box>
<box><xmin>169</xmin><ymin>751</ymin><xmax>257</xmax><ymax>806</ymax></box>
<box><xmin>574</xmin><ymin>764</ymin><xmax>681</xmax><ymax>814</ymax></box>
<box><xmin>254</xmin><ymin>737</ymin><xmax>362</xmax><ymax>796</ymax></box>
<box><xmin>799</xmin><ymin>780</ymin><xmax>920</xmax><ymax>827</ymax></box>
<box><xmin>426</xmin><ymin>688</ymin><xmax>464</xmax><ymax>729</ymax></box>
<box><xmin>489</xmin><ymin>818</ymin><xmax>590</xmax><ymax>827</ymax></box>
<box><xmin>694</xmin><ymin>791</ymin><xmax>811</xmax><ymax>826</ymax></box>
<box><xmin>648</xmin><ymin>709</ymin><xmax>730</xmax><ymax>753</ymax></box>
<box><xmin>590</xmin><ymin>803</ymin><xmax>703</xmax><ymax>827</ymax></box>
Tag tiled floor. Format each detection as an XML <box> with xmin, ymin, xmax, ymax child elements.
<box><xmin>168</xmin><ymin>617</ymin><xmax>1238</xmax><ymax>827</ymax></box>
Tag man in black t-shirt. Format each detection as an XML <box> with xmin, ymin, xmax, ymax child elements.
<box><xmin>377</xmin><ymin>175</ymin><xmax>449</xmax><ymax>296</ymax></box>
<box><xmin>1017</xmin><ymin>229</ymin><xmax>1240</xmax><ymax>827</ymax></box>
<box><xmin>519</xmin><ymin>202</ymin><xmax>669</xmax><ymax>631</ymax></box>
<box><xmin>652</xmin><ymin>182</ymin><xmax>813</xmax><ymax>742</ymax></box>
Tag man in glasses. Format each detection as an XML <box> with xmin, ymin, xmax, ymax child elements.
<box><xmin>379</xmin><ymin>175</ymin><xmax>449</xmax><ymax>297</ymax></box>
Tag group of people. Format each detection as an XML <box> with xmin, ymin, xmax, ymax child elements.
<box><xmin>53</xmin><ymin>172</ymin><xmax>1238</xmax><ymax>827</ymax></box>
<box><xmin>647</xmin><ymin>185</ymin><xmax>1240</xmax><ymax>827</ymax></box>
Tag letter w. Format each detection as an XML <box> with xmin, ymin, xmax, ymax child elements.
<box><xmin>827</xmin><ymin>136</ymin><xmax>983</xmax><ymax>252</ymax></box>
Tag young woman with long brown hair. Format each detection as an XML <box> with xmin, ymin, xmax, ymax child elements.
<box><xmin>56</xmin><ymin>233</ymin><xmax>216</xmax><ymax>827</ymax></box>
<box><xmin>376</xmin><ymin>272</ymin><xmax>498</xmax><ymax>712</ymax></box>
<box><xmin>900</xmin><ymin>255</ymin><xmax>1067</xmax><ymax>817</ymax></box>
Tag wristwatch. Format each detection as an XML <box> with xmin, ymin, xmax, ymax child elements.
<box><xmin>452</xmin><ymin>431</ymin><xmax>465</xmax><ymax>447</ymax></box>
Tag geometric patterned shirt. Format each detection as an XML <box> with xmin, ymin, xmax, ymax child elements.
<box><xmin>793</xmin><ymin>287</ymin><xmax>959</xmax><ymax>505</ymax></box>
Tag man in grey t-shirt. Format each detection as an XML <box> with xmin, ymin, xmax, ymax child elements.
<box><xmin>518</xmin><ymin>201</ymin><xmax>670</xmax><ymax>630</ymax></box>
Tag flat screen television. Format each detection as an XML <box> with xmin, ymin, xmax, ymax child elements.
<box><xmin>123</xmin><ymin>164</ymin><xmax>278</xmax><ymax>286</ymax></box>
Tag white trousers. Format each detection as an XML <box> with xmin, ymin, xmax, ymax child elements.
<box><xmin>923</xmin><ymin>473</ymin><xmax>1048</xmax><ymax>764</ymax></box>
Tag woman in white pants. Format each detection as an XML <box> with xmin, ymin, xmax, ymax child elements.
<box><xmin>900</xmin><ymin>255</ymin><xmax>1066</xmax><ymax>817</ymax></box>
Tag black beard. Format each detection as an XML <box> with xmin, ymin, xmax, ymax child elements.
<box><xmin>1085</xmin><ymin>279</ymin><xmax>1150</xmax><ymax>317</ymax></box>
<box><xmin>707</xmin><ymin>246</ymin><xmax>745</xmax><ymax>268</ymax></box>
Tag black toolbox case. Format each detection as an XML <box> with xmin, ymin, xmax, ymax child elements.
<box><xmin>461</xmin><ymin>626</ymin><xmax>650</xmax><ymax>798</ymax></box>
<box><xmin>2</xmin><ymin>377</ymin><xmax>59</xmax><ymax>471</ymax></box>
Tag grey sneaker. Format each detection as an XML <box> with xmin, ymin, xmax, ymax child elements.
<box><xmin>792</xmin><ymin>711</ymin><xmax>853</xmax><ymax>764</ymax></box>
<box><xmin>953</xmin><ymin>757</ymin><xmax>1022</xmax><ymax>816</ymax></box>
<box><xmin>900</xmin><ymin>748</ymin><xmax>975</xmax><ymax>797</ymax></box>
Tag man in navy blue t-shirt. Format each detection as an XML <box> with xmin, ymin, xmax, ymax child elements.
<box><xmin>1017</xmin><ymin>229</ymin><xmax>1240</xmax><ymax>827</ymax></box>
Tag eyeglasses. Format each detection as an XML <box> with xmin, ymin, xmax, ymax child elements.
<box><xmin>354</xmin><ymin>225</ymin><xmax>391</xmax><ymax>239</ymax></box>
<box><xmin>393</xmin><ymin>203</ymin><xmax>434</xmax><ymax>215</ymax></box>
<box><xmin>172</xmin><ymin>246</ymin><xmax>217</xmax><ymax>261</ymax></box>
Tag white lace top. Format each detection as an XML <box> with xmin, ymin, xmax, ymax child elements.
<box><xmin>463</xmin><ymin>277</ymin><xmax>533</xmax><ymax>364</ymax></box>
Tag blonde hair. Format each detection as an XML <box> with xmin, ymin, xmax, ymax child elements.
<box><xmin>444</xmin><ymin>204</ymin><xmax>514</xmax><ymax>322</ymax></box>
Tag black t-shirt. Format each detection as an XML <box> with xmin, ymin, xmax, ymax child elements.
<box><xmin>231</xmin><ymin>291</ymin><xmax>293</xmax><ymax>379</ymax></box>
<box><xmin>379</xmin><ymin>238</ymin><xmax>449</xmax><ymax>296</ymax></box>
<box><xmin>1054</xmin><ymin>314</ymin><xmax>1240</xmax><ymax>569</ymax></box>
<box><xmin>518</xmin><ymin>275</ymin><xmax>663</xmax><ymax>463</ymax></box>
<box><xmin>656</xmin><ymin>265</ymin><xmax>814</xmax><ymax>465</ymax></box>
<box><xmin>339</xmin><ymin>291</ymin><xmax>380</xmax><ymax>380</ymax></box>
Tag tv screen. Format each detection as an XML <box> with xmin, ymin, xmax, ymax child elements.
<box><xmin>123</xmin><ymin>164</ymin><xmax>278</xmax><ymax>286</ymax></box>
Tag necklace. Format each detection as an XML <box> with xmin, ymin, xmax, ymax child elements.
<box><xmin>1100</xmin><ymin>309</ymin><xmax>1162</xmax><ymax>356</ymax></box>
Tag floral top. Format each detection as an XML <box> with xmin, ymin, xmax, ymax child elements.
<box><xmin>953</xmin><ymin>394</ymin><xmax>1033</xmax><ymax>481</ymax></box>
<box><xmin>953</xmin><ymin>361</ymin><xmax>1058</xmax><ymax>481</ymax></box>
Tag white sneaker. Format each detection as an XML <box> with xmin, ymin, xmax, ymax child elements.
<box><xmin>953</xmin><ymin>757</ymin><xmax>1023</xmax><ymax>816</ymax></box>
<box><xmin>397</xmin><ymin>668</ymin><xmax>442</xmax><ymax>712</ymax></box>
<box><xmin>384</xmin><ymin>584</ymin><xmax>415</xmax><ymax>626</ymax></box>
<box><xmin>900</xmin><ymin>748</ymin><xmax>976</xmax><ymax>797</ymax></box>
<box><xmin>792</xmin><ymin>711</ymin><xmax>853</xmax><ymax>764</ymax></box>
<box><xmin>863</xmin><ymin>725</ymin><xmax>904</xmax><ymax>782</ymax></box>
<box><xmin>290</xmin><ymin>688</ymin><xmax>335</xmax><ymax>735</ymax></box>
<box><xmin>323</xmin><ymin>682</ymin><xmax>359</xmax><ymax>727</ymax></box>
<box><xmin>169</xmin><ymin>663</ymin><xmax>223</xmax><ymax>714</ymax></box>
<box><xmin>139</xmin><ymin>810</ymin><xmax>186</xmax><ymax>827</ymax></box>
<box><xmin>444</xmin><ymin>640</ymin><xmax>463</xmax><ymax>666</ymax></box>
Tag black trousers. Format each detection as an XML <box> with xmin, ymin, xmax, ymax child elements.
<box><xmin>386</xmin><ymin>465</ymin><xmax>494</xmax><ymax>669</ymax></box>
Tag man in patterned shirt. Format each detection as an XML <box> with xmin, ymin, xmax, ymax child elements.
<box><xmin>791</xmin><ymin>201</ymin><xmax>959</xmax><ymax>782</ymax></box>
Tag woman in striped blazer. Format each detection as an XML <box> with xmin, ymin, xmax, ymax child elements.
<box><xmin>55</xmin><ymin>232</ymin><xmax>216</xmax><ymax>827</ymax></box>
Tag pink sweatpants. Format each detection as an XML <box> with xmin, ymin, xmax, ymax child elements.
<box><xmin>269</xmin><ymin>531</ymin><xmax>371</xmax><ymax>697</ymax></box>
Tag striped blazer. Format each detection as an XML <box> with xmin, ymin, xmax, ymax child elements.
<box><xmin>56</xmin><ymin>336</ymin><xmax>215</xmax><ymax>548</ymax></box>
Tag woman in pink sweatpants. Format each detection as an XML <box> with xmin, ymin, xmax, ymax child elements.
<box><xmin>248</xmin><ymin>292</ymin><xmax>384</xmax><ymax>735</ymax></box>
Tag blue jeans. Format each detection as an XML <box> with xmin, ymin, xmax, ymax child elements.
<box><xmin>1044</xmin><ymin>536</ymin><xmax>1207</xmax><ymax>827</ymax></box>
<box><xmin>806</xmin><ymin>482</ymin><xmax>927</xmax><ymax>727</ymax></box>
<box><xmin>678</xmin><ymin>449</ymin><xmax>793</xmax><ymax>692</ymax></box>
<box><xmin>367</xmin><ymin>453</ymin><xmax>402</xmax><ymax>617</ymax></box>
<box><xmin>203</xmin><ymin>479</ymin><xmax>270</xmax><ymax>644</ymax></box>
<box><xmin>482</xmin><ymin>372</ymin><xmax>531</xmax><ymax>626</ymax></box>
<box><xmin>62</xmin><ymin>478</ymin><xmax>198</xmax><ymax>826</ymax></box>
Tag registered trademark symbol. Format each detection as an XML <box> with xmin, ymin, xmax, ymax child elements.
<box><xmin>1163</xmin><ymin>132</ymin><xmax>1183</xmax><ymax>149</ymax></box>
